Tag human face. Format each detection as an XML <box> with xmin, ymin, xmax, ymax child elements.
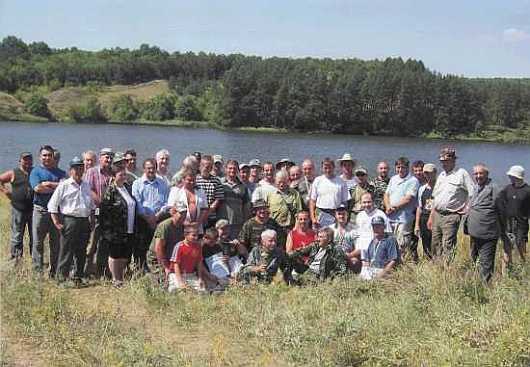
<box><xmin>263</xmin><ymin>164</ymin><xmax>275</xmax><ymax>182</ymax></box>
<box><xmin>217</xmin><ymin>225</ymin><xmax>230</xmax><ymax>239</ymax></box>
<box><xmin>125</xmin><ymin>154</ymin><xmax>136</xmax><ymax>171</ymax></box>
<box><xmin>114</xmin><ymin>170</ymin><xmax>127</xmax><ymax>186</ymax></box>
<box><xmin>100</xmin><ymin>153</ymin><xmax>112</xmax><ymax>169</ymax></box>
<box><xmin>322</xmin><ymin>162</ymin><xmax>335</xmax><ymax>178</ymax></box>
<box><xmin>20</xmin><ymin>156</ymin><xmax>33</xmax><ymax>171</ymax></box>
<box><xmin>276</xmin><ymin>177</ymin><xmax>288</xmax><ymax>191</ymax></box>
<box><xmin>70</xmin><ymin>166</ymin><xmax>84</xmax><ymax>183</ymax></box>
<box><xmin>317</xmin><ymin>231</ymin><xmax>330</xmax><ymax>248</ymax></box>
<box><xmin>250</xmin><ymin>166</ymin><xmax>261</xmax><ymax>179</ymax></box>
<box><xmin>226</xmin><ymin>163</ymin><xmax>238</xmax><ymax>179</ymax></box>
<box><xmin>361</xmin><ymin>194</ymin><xmax>374</xmax><ymax>212</ymax></box>
<box><xmin>185</xmin><ymin>229</ymin><xmax>199</xmax><ymax>243</ymax></box>
<box><xmin>157</xmin><ymin>155</ymin><xmax>169</xmax><ymax>170</ymax></box>
<box><xmin>395</xmin><ymin>164</ymin><xmax>409</xmax><ymax>178</ymax></box>
<box><xmin>213</xmin><ymin>162</ymin><xmax>223</xmax><ymax>175</ymax></box>
<box><xmin>240</xmin><ymin>167</ymin><xmax>250</xmax><ymax>182</ymax></box>
<box><xmin>440</xmin><ymin>158</ymin><xmax>455</xmax><ymax>173</ymax></box>
<box><xmin>341</xmin><ymin>161</ymin><xmax>354</xmax><ymax>176</ymax></box>
<box><xmin>302</xmin><ymin>161</ymin><xmax>315</xmax><ymax>179</ymax></box>
<box><xmin>289</xmin><ymin>167</ymin><xmax>301</xmax><ymax>183</ymax></box>
<box><xmin>335</xmin><ymin>210</ymin><xmax>348</xmax><ymax>225</ymax></box>
<box><xmin>509</xmin><ymin>175</ymin><xmax>523</xmax><ymax>187</ymax></box>
<box><xmin>356</xmin><ymin>172</ymin><xmax>368</xmax><ymax>185</ymax></box>
<box><xmin>202</xmin><ymin>234</ymin><xmax>218</xmax><ymax>247</ymax></box>
<box><xmin>473</xmin><ymin>166</ymin><xmax>488</xmax><ymax>186</ymax></box>
<box><xmin>296</xmin><ymin>212</ymin><xmax>310</xmax><ymax>229</ymax></box>
<box><xmin>255</xmin><ymin>207</ymin><xmax>269</xmax><ymax>221</ymax></box>
<box><xmin>83</xmin><ymin>154</ymin><xmax>95</xmax><ymax>170</ymax></box>
<box><xmin>40</xmin><ymin>149</ymin><xmax>54</xmax><ymax>168</ymax></box>
<box><xmin>424</xmin><ymin>171</ymin><xmax>436</xmax><ymax>184</ymax></box>
<box><xmin>413</xmin><ymin>166</ymin><xmax>424</xmax><ymax>182</ymax></box>
<box><xmin>200</xmin><ymin>160</ymin><xmax>213</xmax><ymax>177</ymax></box>
<box><xmin>183</xmin><ymin>174</ymin><xmax>196</xmax><ymax>190</ymax></box>
<box><xmin>372</xmin><ymin>224</ymin><xmax>385</xmax><ymax>237</ymax></box>
<box><xmin>262</xmin><ymin>235</ymin><xmax>277</xmax><ymax>250</ymax></box>
<box><xmin>144</xmin><ymin>161</ymin><xmax>156</xmax><ymax>181</ymax></box>
<box><xmin>377</xmin><ymin>162</ymin><xmax>389</xmax><ymax>179</ymax></box>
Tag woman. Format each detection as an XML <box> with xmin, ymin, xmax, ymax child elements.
<box><xmin>217</xmin><ymin>160</ymin><xmax>251</xmax><ymax>239</ymax></box>
<box><xmin>100</xmin><ymin>166</ymin><xmax>137</xmax><ymax>287</ymax></box>
<box><xmin>285</xmin><ymin>211</ymin><xmax>316</xmax><ymax>253</ymax></box>
<box><xmin>174</xmin><ymin>170</ymin><xmax>208</xmax><ymax>233</ymax></box>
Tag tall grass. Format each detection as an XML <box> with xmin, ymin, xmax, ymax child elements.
<box><xmin>0</xmin><ymin>197</ymin><xmax>528</xmax><ymax>366</ymax></box>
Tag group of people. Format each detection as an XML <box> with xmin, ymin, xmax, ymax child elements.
<box><xmin>1</xmin><ymin>145</ymin><xmax>528</xmax><ymax>290</ymax></box>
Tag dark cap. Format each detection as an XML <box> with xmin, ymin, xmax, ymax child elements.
<box><xmin>252</xmin><ymin>199</ymin><xmax>268</xmax><ymax>209</ymax></box>
<box><xmin>69</xmin><ymin>156</ymin><xmax>84</xmax><ymax>168</ymax></box>
<box><xmin>371</xmin><ymin>216</ymin><xmax>386</xmax><ymax>226</ymax></box>
<box><xmin>193</xmin><ymin>151</ymin><xmax>202</xmax><ymax>160</ymax></box>
<box><xmin>275</xmin><ymin>158</ymin><xmax>295</xmax><ymax>170</ymax></box>
<box><xmin>20</xmin><ymin>152</ymin><xmax>32</xmax><ymax>160</ymax></box>
<box><xmin>439</xmin><ymin>147</ymin><xmax>457</xmax><ymax>161</ymax></box>
<box><xmin>335</xmin><ymin>204</ymin><xmax>348</xmax><ymax>212</ymax></box>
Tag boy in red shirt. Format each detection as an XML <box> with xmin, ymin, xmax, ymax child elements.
<box><xmin>168</xmin><ymin>224</ymin><xmax>217</xmax><ymax>292</ymax></box>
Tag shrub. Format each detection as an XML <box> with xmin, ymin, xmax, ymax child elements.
<box><xmin>24</xmin><ymin>94</ymin><xmax>51</xmax><ymax>119</ymax></box>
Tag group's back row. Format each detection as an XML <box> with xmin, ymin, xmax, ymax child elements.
<box><xmin>1</xmin><ymin>145</ymin><xmax>528</xmax><ymax>289</ymax></box>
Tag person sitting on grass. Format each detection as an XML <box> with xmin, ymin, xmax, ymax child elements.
<box><xmin>168</xmin><ymin>224</ymin><xmax>219</xmax><ymax>292</ymax></box>
<box><xmin>289</xmin><ymin>227</ymin><xmax>350</xmax><ymax>283</ymax></box>
<box><xmin>202</xmin><ymin>224</ymin><xmax>244</xmax><ymax>284</ymax></box>
<box><xmin>360</xmin><ymin>216</ymin><xmax>400</xmax><ymax>281</ymax></box>
<box><xmin>238</xmin><ymin>229</ymin><xmax>291</xmax><ymax>284</ymax></box>
<box><xmin>328</xmin><ymin>205</ymin><xmax>360</xmax><ymax>272</ymax></box>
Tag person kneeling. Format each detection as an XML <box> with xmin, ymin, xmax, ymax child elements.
<box><xmin>360</xmin><ymin>216</ymin><xmax>399</xmax><ymax>280</ymax></box>
<box><xmin>168</xmin><ymin>224</ymin><xmax>218</xmax><ymax>292</ymax></box>
<box><xmin>238</xmin><ymin>229</ymin><xmax>291</xmax><ymax>284</ymax></box>
<box><xmin>289</xmin><ymin>227</ymin><xmax>350</xmax><ymax>283</ymax></box>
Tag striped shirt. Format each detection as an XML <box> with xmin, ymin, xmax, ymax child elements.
<box><xmin>195</xmin><ymin>174</ymin><xmax>224</xmax><ymax>218</ymax></box>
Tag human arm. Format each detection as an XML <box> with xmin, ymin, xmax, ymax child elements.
<box><xmin>198</xmin><ymin>261</ymin><xmax>218</xmax><ymax>284</ymax></box>
<box><xmin>50</xmin><ymin>213</ymin><xmax>63</xmax><ymax>231</ymax></box>
<box><xmin>309</xmin><ymin>199</ymin><xmax>318</xmax><ymax>227</ymax></box>
<box><xmin>285</xmin><ymin>231</ymin><xmax>294</xmax><ymax>254</ymax></box>
<box><xmin>154</xmin><ymin>238</ymin><xmax>171</xmax><ymax>275</ymax></box>
<box><xmin>377</xmin><ymin>260</ymin><xmax>397</xmax><ymax>278</ymax></box>
<box><xmin>0</xmin><ymin>170</ymin><xmax>14</xmax><ymax>197</ymax></box>
<box><xmin>172</xmin><ymin>262</ymin><xmax>188</xmax><ymax>289</ymax></box>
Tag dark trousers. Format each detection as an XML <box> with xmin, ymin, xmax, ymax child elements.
<box><xmin>58</xmin><ymin>216</ymin><xmax>90</xmax><ymax>281</ymax></box>
<box><xmin>10</xmin><ymin>206</ymin><xmax>33</xmax><ymax>259</ymax></box>
<box><xmin>470</xmin><ymin>237</ymin><xmax>497</xmax><ymax>283</ymax></box>
<box><xmin>419</xmin><ymin>214</ymin><xmax>433</xmax><ymax>259</ymax></box>
<box><xmin>135</xmin><ymin>217</ymin><xmax>155</xmax><ymax>271</ymax></box>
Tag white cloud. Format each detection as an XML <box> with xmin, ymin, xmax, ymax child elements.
<box><xmin>503</xmin><ymin>28</ymin><xmax>530</xmax><ymax>43</ymax></box>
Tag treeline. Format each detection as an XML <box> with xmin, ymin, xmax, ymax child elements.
<box><xmin>1</xmin><ymin>36</ymin><xmax>530</xmax><ymax>138</ymax></box>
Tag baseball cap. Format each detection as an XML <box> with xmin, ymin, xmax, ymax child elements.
<box><xmin>423</xmin><ymin>163</ymin><xmax>437</xmax><ymax>173</ymax></box>
<box><xmin>69</xmin><ymin>156</ymin><xmax>84</xmax><ymax>168</ymax></box>
<box><xmin>371</xmin><ymin>216</ymin><xmax>386</xmax><ymax>226</ymax></box>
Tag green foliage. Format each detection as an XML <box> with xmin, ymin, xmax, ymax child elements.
<box><xmin>107</xmin><ymin>95</ymin><xmax>139</xmax><ymax>122</ymax></box>
<box><xmin>67</xmin><ymin>96</ymin><xmax>107</xmax><ymax>122</ymax></box>
<box><xmin>140</xmin><ymin>94</ymin><xmax>176</xmax><ymax>121</ymax></box>
<box><xmin>174</xmin><ymin>95</ymin><xmax>202</xmax><ymax>121</ymax></box>
<box><xmin>24</xmin><ymin>94</ymin><xmax>50</xmax><ymax>119</ymax></box>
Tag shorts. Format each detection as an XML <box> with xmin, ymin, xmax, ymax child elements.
<box><xmin>109</xmin><ymin>238</ymin><xmax>134</xmax><ymax>259</ymax></box>
<box><xmin>167</xmin><ymin>273</ymin><xmax>205</xmax><ymax>292</ymax></box>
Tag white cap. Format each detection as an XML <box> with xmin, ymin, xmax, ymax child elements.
<box><xmin>506</xmin><ymin>165</ymin><xmax>525</xmax><ymax>180</ymax></box>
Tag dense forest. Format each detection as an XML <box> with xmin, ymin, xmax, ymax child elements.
<box><xmin>1</xmin><ymin>36</ymin><xmax>529</xmax><ymax>139</ymax></box>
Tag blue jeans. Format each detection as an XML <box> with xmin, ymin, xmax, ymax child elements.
<box><xmin>10</xmin><ymin>206</ymin><xmax>33</xmax><ymax>259</ymax></box>
<box><xmin>32</xmin><ymin>205</ymin><xmax>60</xmax><ymax>276</ymax></box>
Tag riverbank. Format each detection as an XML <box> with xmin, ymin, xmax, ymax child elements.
<box><xmin>0</xmin><ymin>197</ymin><xmax>529</xmax><ymax>366</ymax></box>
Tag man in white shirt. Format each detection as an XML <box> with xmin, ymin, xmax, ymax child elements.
<box><xmin>338</xmin><ymin>153</ymin><xmax>357</xmax><ymax>190</ymax></box>
<box><xmin>309</xmin><ymin>158</ymin><xmax>350</xmax><ymax>228</ymax></box>
<box><xmin>251</xmin><ymin>161</ymin><xmax>276</xmax><ymax>203</ymax></box>
<box><xmin>48</xmin><ymin>157</ymin><xmax>95</xmax><ymax>285</ymax></box>
<box><xmin>355</xmin><ymin>192</ymin><xmax>392</xmax><ymax>254</ymax></box>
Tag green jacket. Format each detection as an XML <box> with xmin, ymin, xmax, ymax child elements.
<box><xmin>239</xmin><ymin>245</ymin><xmax>291</xmax><ymax>284</ymax></box>
<box><xmin>290</xmin><ymin>242</ymin><xmax>349</xmax><ymax>281</ymax></box>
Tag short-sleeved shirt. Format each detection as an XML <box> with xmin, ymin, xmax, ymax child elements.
<box><xmin>84</xmin><ymin>165</ymin><xmax>112</xmax><ymax>205</ymax></box>
<box><xmin>195</xmin><ymin>174</ymin><xmax>224</xmax><ymax>208</ymax></box>
<box><xmin>309</xmin><ymin>175</ymin><xmax>350</xmax><ymax>209</ymax></box>
<box><xmin>355</xmin><ymin>209</ymin><xmax>392</xmax><ymax>251</ymax></box>
<box><xmin>217</xmin><ymin>177</ymin><xmax>250</xmax><ymax>225</ymax></box>
<box><xmin>327</xmin><ymin>223</ymin><xmax>357</xmax><ymax>253</ymax></box>
<box><xmin>432</xmin><ymin>168</ymin><xmax>474</xmax><ymax>212</ymax></box>
<box><xmin>29</xmin><ymin>165</ymin><xmax>66</xmax><ymax>207</ymax></box>
<box><xmin>361</xmin><ymin>236</ymin><xmax>399</xmax><ymax>269</ymax></box>
<box><xmin>149</xmin><ymin>218</ymin><xmax>183</xmax><ymax>262</ymax></box>
<box><xmin>238</xmin><ymin>217</ymin><xmax>284</xmax><ymax>250</ymax></box>
<box><xmin>266</xmin><ymin>188</ymin><xmax>303</xmax><ymax>228</ymax></box>
<box><xmin>251</xmin><ymin>180</ymin><xmax>276</xmax><ymax>203</ymax></box>
<box><xmin>170</xmin><ymin>241</ymin><xmax>203</xmax><ymax>274</ymax></box>
<box><xmin>385</xmin><ymin>174</ymin><xmax>419</xmax><ymax>223</ymax></box>
<box><xmin>418</xmin><ymin>184</ymin><xmax>434</xmax><ymax>215</ymax></box>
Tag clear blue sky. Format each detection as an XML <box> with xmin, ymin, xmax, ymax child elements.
<box><xmin>1</xmin><ymin>0</ymin><xmax>529</xmax><ymax>77</ymax></box>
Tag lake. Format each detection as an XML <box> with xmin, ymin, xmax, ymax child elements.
<box><xmin>1</xmin><ymin>121</ymin><xmax>529</xmax><ymax>183</ymax></box>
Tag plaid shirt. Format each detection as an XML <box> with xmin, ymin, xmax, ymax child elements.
<box><xmin>195</xmin><ymin>174</ymin><xmax>224</xmax><ymax>217</ymax></box>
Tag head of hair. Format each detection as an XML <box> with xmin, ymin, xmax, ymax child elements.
<box><xmin>395</xmin><ymin>157</ymin><xmax>410</xmax><ymax>167</ymax></box>
<box><xmin>125</xmin><ymin>149</ymin><xmax>136</xmax><ymax>157</ymax></box>
<box><xmin>226</xmin><ymin>159</ymin><xmax>239</xmax><ymax>168</ymax></box>
<box><xmin>184</xmin><ymin>223</ymin><xmax>199</xmax><ymax>234</ymax></box>
<box><xmin>321</xmin><ymin>157</ymin><xmax>335</xmax><ymax>167</ymax></box>
<box><xmin>143</xmin><ymin>158</ymin><xmax>157</xmax><ymax>169</ymax></box>
<box><xmin>412</xmin><ymin>160</ymin><xmax>424</xmax><ymax>168</ymax></box>
<box><xmin>111</xmin><ymin>165</ymin><xmax>126</xmax><ymax>176</ymax></box>
<box><xmin>40</xmin><ymin>145</ymin><xmax>54</xmax><ymax>154</ymax></box>
<box><xmin>82</xmin><ymin>150</ymin><xmax>96</xmax><ymax>159</ymax></box>
<box><xmin>473</xmin><ymin>163</ymin><xmax>489</xmax><ymax>173</ymax></box>
<box><xmin>180</xmin><ymin>168</ymin><xmax>195</xmax><ymax>180</ymax></box>
<box><xmin>318</xmin><ymin>227</ymin><xmax>334</xmax><ymax>240</ymax></box>
<box><xmin>275</xmin><ymin>170</ymin><xmax>289</xmax><ymax>181</ymax></box>
<box><xmin>261</xmin><ymin>229</ymin><xmax>277</xmax><ymax>241</ymax></box>
<box><xmin>203</xmin><ymin>227</ymin><xmax>218</xmax><ymax>239</ymax></box>
<box><xmin>155</xmin><ymin>149</ymin><xmax>170</xmax><ymax>161</ymax></box>
<box><xmin>201</xmin><ymin>154</ymin><xmax>213</xmax><ymax>163</ymax></box>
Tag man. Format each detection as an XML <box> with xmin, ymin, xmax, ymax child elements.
<box><xmin>248</xmin><ymin>159</ymin><xmax>262</xmax><ymax>184</ymax></box>
<box><xmin>415</xmin><ymin>163</ymin><xmax>437</xmax><ymax>259</ymax></box>
<box><xmin>428</xmin><ymin>147</ymin><xmax>474</xmax><ymax>262</ymax></box>
<box><xmin>355</xmin><ymin>192</ymin><xmax>392</xmax><ymax>255</ymax></box>
<box><xmin>290</xmin><ymin>227</ymin><xmax>350</xmax><ymax>283</ymax></box>
<box><xmin>409</xmin><ymin>160</ymin><xmax>425</xmax><ymax>259</ymax></box>
<box><xmin>0</xmin><ymin>152</ymin><xmax>34</xmax><ymax>260</ymax></box>
<box><xmin>195</xmin><ymin>155</ymin><xmax>225</xmax><ymax>228</ymax></box>
<box><xmin>498</xmin><ymin>165</ymin><xmax>530</xmax><ymax>273</ymax></box>
<box><xmin>309</xmin><ymin>158</ymin><xmax>350</xmax><ymax>228</ymax></box>
<box><xmin>266</xmin><ymin>170</ymin><xmax>303</xmax><ymax>230</ymax></box>
<box><xmin>384</xmin><ymin>157</ymin><xmax>420</xmax><ymax>262</ymax></box>
<box><xmin>288</xmin><ymin>165</ymin><xmax>302</xmax><ymax>188</ymax></box>
<box><xmin>149</xmin><ymin>203</ymin><xmax>187</xmax><ymax>283</ymax></box>
<box><xmin>348</xmin><ymin>167</ymin><xmax>375</xmax><ymax>223</ymax></box>
<box><xmin>360</xmin><ymin>216</ymin><xmax>399</xmax><ymax>280</ymax></box>
<box><xmin>238</xmin><ymin>229</ymin><xmax>291</xmax><ymax>284</ymax></box>
<box><xmin>29</xmin><ymin>145</ymin><xmax>66</xmax><ymax>276</ymax></box>
<box><xmin>338</xmin><ymin>153</ymin><xmax>357</xmax><ymax>190</ymax></box>
<box><xmin>251</xmin><ymin>161</ymin><xmax>276</xmax><ymax>203</ymax></box>
<box><xmin>239</xmin><ymin>162</ymin><xmax>256</xmax><ymax>196</ymax></box>
<box><xmin>275</xmin><ymin>158</ymin><xmax>295</xmax><ymax>172</ymax></box>
<box><xmin>328</xmin><ymin>205</ymin><xmax>359</xmax><ymax>267</ymax></box>
<box><xmin>84</xmin><ymin>147</ymin><xmax>113</xmax><ymax>277</ymax></box>
<box><xmin>238</xmin><ymin>200</ymin><xmax>284</xmax><ymax>251</ymax></box>
<box><xmin>465</xmin><ymin>164</ymin><xmax>501</xmax><ymax>283</ymax></box>
<box><xmin>82</xmin><ymin>151</ymin><xmax>96</xmax><ymax>171</ymax></box>
<box><xmin>295</xmin><ymin>159</ymin><xmax>316</xmax><ymax>210</ymax></box>
<box><xmin>156</xmin><ymin>149</ymin><xmax>171</xmax><ymax>186</ymax></box>
<box><xmin>125</xmin><ymin>149</ymin><xmax>140</xmax><ymax>180</ymax></box>
<box><xmin>48</xmin><ymin>157</ymin><xmax>94</xmax><ymax>285</ymax></box>
<box><xmin>212</xmin><ymin>154</ymin><xmax>225</xmax><ymax>178</ymax></box>
<box><xmin>133</xmin><ymin>158</ymin><xmax>170</xmax><ymax>272</ymax></box>
<box><xmin>371</xmin><ymin>161</ymin><xmax>390</xmax><ymax>211</ymax></box>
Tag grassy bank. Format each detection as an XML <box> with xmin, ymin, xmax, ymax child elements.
<box><xmin>1</xmin><ymin>202</ymin><xmax>530</xmax><ymax>366</ymax></box>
